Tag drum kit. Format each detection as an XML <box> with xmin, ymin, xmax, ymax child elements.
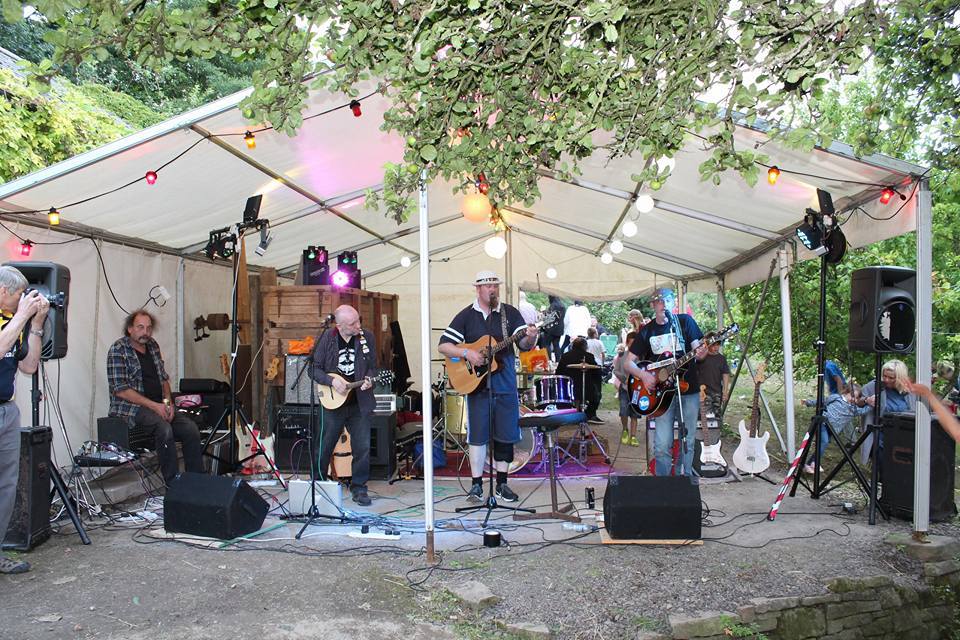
<box><xmin>417</xmin><ymin>358</ymin><xmax>606</xmax><ymax>475</ymax></box>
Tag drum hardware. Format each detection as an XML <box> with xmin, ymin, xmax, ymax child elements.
<box><xmin>563</xmin><ymin>359</ymin><xmax>611</xmax><ymax>468</ymax></box>
<box><xmin>513</xmin><ymin>410</ymin><xmax>586</xmax><ymax>524</ymax></box>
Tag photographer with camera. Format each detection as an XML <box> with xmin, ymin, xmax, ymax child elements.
<box><xmin>0</xmin><ymin>266</ymin><xmax>49</xmax><ymax>573</ymax></box>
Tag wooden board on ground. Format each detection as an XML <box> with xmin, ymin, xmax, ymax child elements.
<box><xmin>596</xmin><ymin>516</ymin><xmax>703</xmax><ymax>546</ymax></box>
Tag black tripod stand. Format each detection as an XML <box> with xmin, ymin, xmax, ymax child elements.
<box><xmin>33</xmin><ymin>369</ymin><xmax>90</xmax><ymax>545</ymax></box>
<box><xmin>456</xmin><ymin>328</ymin><xmax>535</xmax><ymax>527</ymax></box>
<box><xmin>201</xmin><ymin>226</ymin><xmax>284</xmax><ymax>487</ymax></box>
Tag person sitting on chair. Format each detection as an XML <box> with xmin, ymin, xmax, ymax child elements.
<box><xmin>558</xmin><ymin>337</ymin><xmax>603</xmax><ymax>424</ymax></box>
<box><xmin>309</xmin><ymin>304</ymin><xmax>378</xmax><ymax>506</ymax></box>
<box><xmin>804</xmin><ymin>383</ymin><xmax>870</xmax><ymax>474</ymax></box>
<box><xmin>107</xmin><ymin>310</ymin><xmax>203</xmax><ymax>486</ymax></box>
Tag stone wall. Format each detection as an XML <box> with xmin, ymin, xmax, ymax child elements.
<box><xmin>650</xmin><ymin>535</ymin><xmax>960</xmax><ymax>640</ymax></box>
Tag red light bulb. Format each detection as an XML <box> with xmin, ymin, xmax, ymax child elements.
<box><xmin>145</xmin><ymin>170</ymin><xmax>158</xmax><ymax>185</ymax></box>
<box><xmin>20</xmin><ymin>240</ymin><xmax>32</xmax><ymax>257</ymax></box>
<box><xmin>349</xmin><ymin>100</ymin><xmax>362</xmax><ymax>117</ymax></box>
<box><xmin>767</xmin><ymin>166</ymin><xmax>781</xmax><ymax>186</ymax></box>
<box><xmin>879</xmin><ymin>187</ymin><xmax>894</xmax><ymax>204</ymax></box>
<box><xmin>244</xmin><ymin>131</ymin><xmax>256</xmax><ymax>149</ymax></box>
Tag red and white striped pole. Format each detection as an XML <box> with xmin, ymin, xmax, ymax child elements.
<box><xmin>767</xmin><ymin>431</ymin><xmax>812</xmax><ymax>521</ymax></box>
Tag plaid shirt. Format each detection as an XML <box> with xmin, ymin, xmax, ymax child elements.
<box><xmin>107</xmin><ymin>336</ymin><xmax>169</xmax><ymax>424</ymax></box>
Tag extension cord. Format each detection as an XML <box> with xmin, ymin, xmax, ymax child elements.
<box><xmin>347</xmin><ymin>530</ymin><xmax>401</xmax><ymax>541</ymax></box>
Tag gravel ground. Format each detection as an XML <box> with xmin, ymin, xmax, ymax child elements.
<box><xmin>1</xmin><ymin>408</ymin><xmax>956</xmax><ymax>640</ymax></box>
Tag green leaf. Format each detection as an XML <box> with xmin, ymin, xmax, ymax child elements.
<box><xmin>921</xmin><ymin>27</ymin><xmax>936</xmax><ymax>40</ymax></box>
<box><xmin>419</xmin><ymin>144</ymin><xmax>437</xmax><ymax>162</ymax></box>
<box><xmin>468</xmin><ymin>0</ymin><xmax>480</xmax><ymax>9</ymax></box>
<box><xmin>604</xmin><ymin>24</ymin><xmax>618</xmax><ymax>42</ymax></box>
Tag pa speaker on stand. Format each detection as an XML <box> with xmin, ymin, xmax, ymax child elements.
<box><xmin>848</xmin><ymin>266</ymin><xmax>915</xmax><ymax>354</ymax></box>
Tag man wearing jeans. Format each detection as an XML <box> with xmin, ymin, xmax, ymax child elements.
<box><xmin>0</xmin><ymin>266</ymin><xmax>49</xmax><ymax>574</ymax></box>
<box><xmin>624</xmin><ymin>288</ymin><xmax>704</xmax><ymax>478</ymax></box>
<box><xmin>107</xmin><ymin>310</ymin><xmax>203</xmax><ymax>485</ymax></box>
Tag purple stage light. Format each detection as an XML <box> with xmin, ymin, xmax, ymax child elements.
<box><xmin>331</xmin><ymin>270</ymin><xmax>349</xmax><ymax>287</ymax></box>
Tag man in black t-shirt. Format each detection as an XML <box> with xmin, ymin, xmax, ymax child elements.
<box><xmin>697</xmin><ymin>331</ymin><xmax>731</xmax><ymax>421</ymax></box>
<box><xmin>310</xmin><ymin>304</ymin><xmax>378</xmax><ymax>506</ymax></box>
<box><xmin>624</xmin><ymin>288</ymin><xmax>704</xmax><ymax>478</ymax></box>
<box><xmin>107</xmin><ymin>310</ymin><xmax>203</xmax><ymax>486</ymax></box>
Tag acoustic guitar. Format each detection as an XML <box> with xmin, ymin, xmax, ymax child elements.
<box><xmin>445</xmin><ymin>311</ymin><xmax>558</xmax><ymax>395</ymax></box>
<box><xmin>696</xmin><ymin>384</ymin><xmax>727</xmax><ymax>477</ymax></box>
<box><xmin>732</xmin><ymin>363</ymin><xmax>770</xmax><ymax>474</ymax></box>
<box><xmin>315</xmin><ymin>370</ymin><xmax>395</xmax><ymax>410</ymax></box>
<box><xmin>628</xmin><ymin>323</ymin><xmax>739</xmax><ymax>416</ymax></box>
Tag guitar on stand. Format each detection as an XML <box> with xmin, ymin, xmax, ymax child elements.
<box><xmin>445</xmin><ymin>311</ymin><xmax>558</xmax><ymax>394</ymax></box>
<box><xmin>695</xmin><ymin>385</ymin><xmax>727</xmax><ymax>478</ymax></box>
<box><xmin>316</xmin><ymin>370</ymin><xmax>395</xmax><ymax>410</ymax></box>
<box><xmin>628</xmin><ymin>324</ymin><xmax>739</xmax><ymax>416</ymax></box>
<box><xmin>732</xmin><ymin>363</ymin><xmax>772</xmax><ymax>481</ymax></box>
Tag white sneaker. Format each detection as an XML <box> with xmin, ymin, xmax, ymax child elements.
<box><xmin>803</xmin><ymin>462</ymin><xmax>816</xmax><ymax>475</ymax></box>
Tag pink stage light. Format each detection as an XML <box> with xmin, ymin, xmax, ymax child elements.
<box><xmin>331</xmin><ymin>270</ymin><xmax>349</xmax><ymax>287</ymax></box>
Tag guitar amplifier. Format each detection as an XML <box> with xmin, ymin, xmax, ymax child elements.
<box><xmin>3</xmin><ymin>426</ymin><xmax>52</xmax><ymax>551</ymax></box>
<box><xmin>273</xmin><ymin>405</ymin><xmax>319</xmax><ymax>473</ymax></box>
<box><xmin>284</xmin><ymin>355</ymin><xmax>313</xmax><ymax>405</ymax></box>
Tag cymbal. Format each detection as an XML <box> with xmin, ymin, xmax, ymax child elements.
<box><xmin>565</xmin><ymin>362</ymin><xmax>601</xmax><ymax>370</ymax></box>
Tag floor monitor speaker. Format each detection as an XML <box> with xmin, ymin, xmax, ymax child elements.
<box><xmin>163</xmin><ymin>472</ymin><xmax>268</xmax><ymax>540</ymax></box>
<box><xmin>602</xmin><ymin>475</ymin><xmax>701</xmax><ymax>540</ymax></box>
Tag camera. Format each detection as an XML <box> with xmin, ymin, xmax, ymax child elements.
<box><xmin>25</xmin><ymin>287</ymin><xmax>65</xmax><ymax>309</ymax></box>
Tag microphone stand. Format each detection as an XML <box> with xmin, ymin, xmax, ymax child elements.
<box><xmin>295</xmin><ymin>318</ymin><xmax>346</xmax><ymax>537</ymax></box>
<box><xmin>665</xmin><ymin>310</ymin><xmax>689</xmax><ymax>476</ymax></box>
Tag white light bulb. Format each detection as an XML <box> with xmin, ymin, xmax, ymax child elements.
<box><xmin>610</xmin><ymin>239</ymin><xmax>624</xmax><ymax>254</ymax></box>
<box><xmin>656</xmin><ymin>156</ymin><xmax>676</xmax><ymax>173</ymax></box>
<box><xmin>600</xmin><ymin>252</ymin><xmax>613</xmax><ymax>264</ymax></box>
<box><xmin>400</xmin><ymin>256</ymin><xmax>412</xmax><ymax>268</ymax></box>
<box><xmin>635</xmin><ymin>193</ymin><xmax>655</xmax><ymax>213</ymax></box>
<box><xmin>484</xmin><ymin>236</ymin><xmax>507</xmax><ymax>259</ymax></box>
<box><xmin>546</xmin><ymin>267</ymin><xmax>557</xmax><ymax>279</ymax></box>
<box><xmin>622</xmin><ymin>220</ymin><xmax>638</xmax><ymax>237</ymax></box>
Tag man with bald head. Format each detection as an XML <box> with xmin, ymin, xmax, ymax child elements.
<box><xmin>309</xmin><ymin>304</ymin><xmax>378</xmax><ymax>505</ymax></box>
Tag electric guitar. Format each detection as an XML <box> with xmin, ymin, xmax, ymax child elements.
<box><xmin>445</xmin><ymin>311</ymin><xmax>558</xmax><ymax>395</ymax></box>
<box><xmin>316</xmin><ymin>370</ymin><xmax>395</xmax><ymax>410</ymax></box>
<box><xmin>696</xmin><ymin>384</ymin><xmax>727</xmax><ymax>477</ymax></box>
<box><xmin>628</xmin><ymin>323</ymin><xmax>739</xmax><ymax>416</ymax></box>
<box><xmin>732</xmin><ymin>363</ymin><xmax>770</xmax><ymax>474</ymax></box>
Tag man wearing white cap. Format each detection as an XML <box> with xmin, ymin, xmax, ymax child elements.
<box><xmin>438</xmin><ymin>271</ymin><xmax>539</xmax><ymax>502</ymax></box>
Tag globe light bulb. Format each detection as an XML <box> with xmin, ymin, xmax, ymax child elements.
<box><xmin>635</xmin><ymin>194</ymin><xmax>655</xmax><ymax>213</ymax></box>
<box><xmin>600</xmin><ymin>252</ymin><xmax>613</xmax><ymax>265</ymax></box>
<box><xmin>484</xmin><ymin>236</ymin><xmax>507</xmax><ymax>259</ymax></box>
<box><xmin>400</xmin><ymin>256</ymin><xmax>412</xmax><ymax>268</ymax></box>
<box><xmin>622</xmin><ymin>220</ymin><xmax>638</xmax><ymax>237</ymax></box>
<box><xmin>610</xmin><ymin>239</ymin><xmax>624</xmax><ymax>254</ymax></box>
<box><xmin>546</xmin><ymin>267</ymin><xmax>557</xmax><ymax>279</ymax></box>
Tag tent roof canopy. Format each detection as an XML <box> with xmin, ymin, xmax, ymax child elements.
<box><xmin>0</xmin><ymin>79</ymin><xmax>925</xmax><ymax>296</ymax></box>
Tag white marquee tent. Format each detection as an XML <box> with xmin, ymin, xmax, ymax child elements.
<box><xmin>0</xmin><ymin>78</ymin><xmax>935</xmax><ymax>537</ymax></box>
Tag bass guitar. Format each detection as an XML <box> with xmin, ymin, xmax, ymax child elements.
<box><xmin>732</xmin><ymin>363</ymin><xmax>770</xmax><ymax>474</ymax></box>
<box><xmin>316</xmin><ymin>370</ymin><xmax>395</xmax><ymax>410</ymax></box>
<box><xmin>445</xmin><ymin>311</ymin><xmax>558</xmax><ymax>395</ymax></box>
<box><xmin>628</xmin><ymin>323</ymin><xmax>739</xmax><ymax>416</ymax></box>
<box><xmin>696</xmin><ymin>384</ymin><xmax>727</xmax><ymax>477</ymax></box>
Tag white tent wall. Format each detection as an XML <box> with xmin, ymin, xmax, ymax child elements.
<box><xmin>0</xmin><ymin>227</ymin><xmax>232</xmax><ymax>464</ymax></box>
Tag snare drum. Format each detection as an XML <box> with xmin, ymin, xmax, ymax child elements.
<box><xmin>535</xmin><ymin>375</ymin><xmax>574</xmax><ymax>409</ymax></box>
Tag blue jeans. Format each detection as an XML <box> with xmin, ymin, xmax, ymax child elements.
<box><xmin>653</xmin><ymin>392</ymin><xmax>700</xmax><ymax>477</ymax></box>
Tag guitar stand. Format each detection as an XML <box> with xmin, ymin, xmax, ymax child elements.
<box><xmin>740</xmin><ymin>472</ymin><xmax>777</xmax><ymax>485</ymax></box>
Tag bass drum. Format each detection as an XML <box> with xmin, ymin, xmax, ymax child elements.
<box><xmin>444</xmin><ymin>391</ymin><xmax>468</xmax><ymax>439</ymax></box>
<box><xmin>484</xmin><ymin>427</ymin><xmax>542</xmax><ymax>475</ymax></box>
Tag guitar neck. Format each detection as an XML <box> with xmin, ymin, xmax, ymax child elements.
<box><xmin>749</xmin><ymin>383</ymin><xmax>762</xmax><ymax>437</ymax></box>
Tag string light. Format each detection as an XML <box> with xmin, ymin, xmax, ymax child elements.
<box><xmin>19</xmin><ymin>240</ymin><xmax>32</xmax><ymax>257</ymax></box>
<box><xmin>484</xmin><ymin>236</ymin><xmax>507</xmax><ymax>259</ymax></box>
<box><xmin>635</xmin><ymin>193</ymin><xmax>655</xmax><ymax>213</ymax></box>
<box><xmin>47</xmin><ymin>208</ymin><xmax>60</xmax><ymax>226</ymax></box>
<box><xmin>600</xmin><ymin>251</ymin><xmax>613</xmax><ymax>264</ymax></box>
<box><xmin>767</xmin><ymin>166</ymin><xmax>781</xmax><ymax>186</ymax></box>
<box><xmin>546</xmin><ymin>267</ymin><xmax>557</xmax><ymax>279</ymax></box>
<box><xmin>610</xmin><ymin>239</ymin><xmax>624</xmax><ymax>254</ymax></box>
<box><xmin>145</xmin><ymin>170</ymin><xmax>158</xmax><ymax>185</ymax></box>
<box><xmin>400</xmin><ymin>256</ymin><xmax>412</xmax><ymax>268</ymax></box>
<box><xmin>879</xmin><ymin>187</ymin><xmax>905</xmax><ymax>205</ymax></box>
<box><xmin>244</xmin><ymin>131</ymin><xmax>256</xmax><ymax>149</ymax></box>
<box><xmin>462</xmin><ymin>192</ymin><xmax>492</xmax><ymax>222</ymax></box>
<box><xmin>349</xmin><ymin>100</ymin><xmax>362</xmax><ymax>117</ymax></box>
<box><xmin>622</xmin><ymin>220</ymin><xmax>638</xmax><ymax>237</ymax></box>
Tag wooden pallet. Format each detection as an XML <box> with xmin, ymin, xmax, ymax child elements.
<box><xmin>596</xmin><ymin>516</ymin><xmax>703</xmax><ymax>546</ymax></box>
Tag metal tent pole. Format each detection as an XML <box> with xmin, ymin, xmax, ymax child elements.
<box><xmin>418</xmin><ymin>171</ymin><xmax>436</xmax><ymax>563</ymax></box>
<box><xmin>914</xmin><ymin>177</ymin><xmax>933</xmax><ymax>535</ymax></box>
<box><xmin>778</xmin><ymin>247</ymin><xmax>797</xmax><ymax>460</ymax></box>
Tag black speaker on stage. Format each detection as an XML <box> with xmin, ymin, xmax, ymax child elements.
<box><xmin>3</xmin><ymin>262</ymin><xmax>70</xmax><ymax>359</ymax></box>
<box><xmin>602</xmin><ymin>475</ymin><xmax>701</xmax><ymax>540</ymax></box>
<box><xmin>2</xmin><ymin>426</ymin><xmax>52</xmax><ymax>551</ymax></box>
<box><xmin>369</xmin><ymin>412</ymin><xmax>396</xmax><ymax>481</ymax></box>
<box><xmin>163</xmin><ymin>472</ymin><xmax>268</xmax><ymax>540</ymax></box>
<box><xmin>273</xmin><ymin>405</ymin><xmax>317</xmax><ymax>473</ymax></box>
<box><xmin>880</xmin><ymin>412</ymin><xmax>957</xmax><ymax>521</ymax></box>
<box><xmin>848</xmin><ymin>266</ymin><xmax>915</xmax><ymax>354</ymax></box>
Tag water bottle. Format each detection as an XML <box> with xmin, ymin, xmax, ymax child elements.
<box><xmin>561</xmin><ymin>522</ymin><xmax>592</xmax><ymax>532</ymax></box>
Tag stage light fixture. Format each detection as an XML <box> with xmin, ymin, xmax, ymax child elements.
<box><xmin>254</xmin><ymin>226</ymin><xmax>272</xmax><ymax>257</ymax></box>
<box><xmin>546</xmin><ymin>267</ymin><xmax>557</xmax><ymax>279</ymax></box>
<box><xmin>622</xmin><ymin>220</ymin><xmax>638</xmax><ymax>237</ymax></box>
<box><xmin>767</xmin><ymin>166</ymin><xmax>781</xmax><ymax>185</ymax></box>
<box><xmin>796</xmin><ymin>213</ymin><xmax>827</xmax><ymax>256</ymax></box>
<box><xmin>19</xmin><ymin>240</ymin><xmax>32</xmax><ymax>257</ymax></box>
<box><xmin>330</xmin><ymin>270</ymin><xmax>350</xmax><ymax>288</ymax></box>
<box><xmin>610</xmin><ymin>239</ymin><xmax>624</xmax><ymax>254</ymax></box>
<box><xmin>145</xmin><ymin>170</ymin><xmax>158</xmax><ymax>185</ymax></box>
<box><xmin>244</xmin><ymin>131</ymin><xmax>256</xmax><ymax>149</ymax></box>
<box><xmin>349</xmin><ymin>100</ymin><xmax>362</xmax><ymax>117</ymax></box>
<box><xmin>47</xmin><ymin>208</ymin><xmax>60</xmax><ymax>225</ymax></box>
<box><xmin>635</xmin><ymin>194</ymin><xmax>655</xmax><ymax>214</ymax></box>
